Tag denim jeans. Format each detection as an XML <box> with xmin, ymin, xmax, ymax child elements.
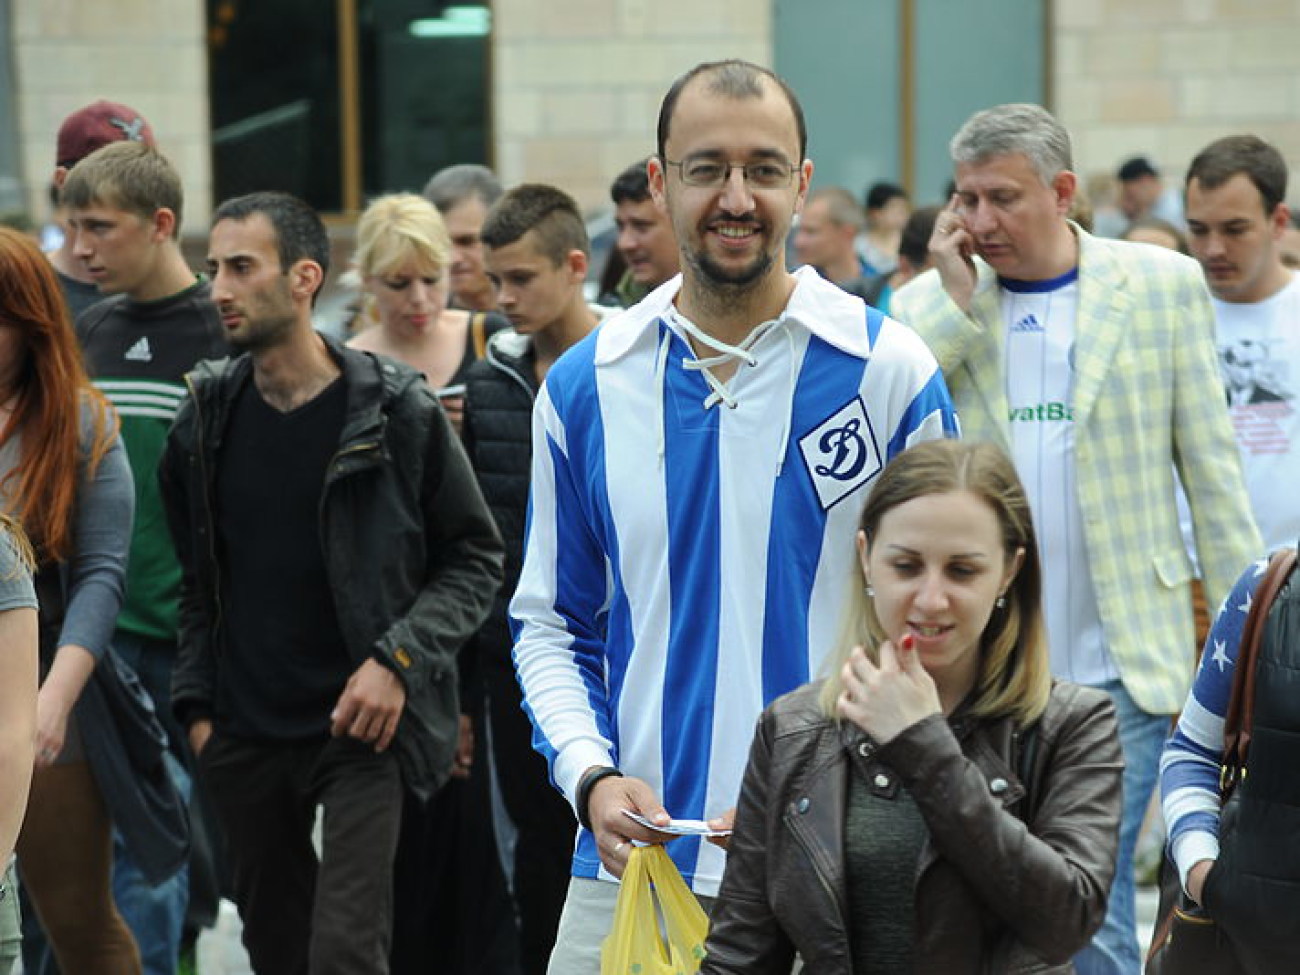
<box><xmin>1074</xmin><ymin>679</ymin><xmax>1169</xmax><ymax>975</ymax></box>
<box><xmin>111</xmin><ymin>760</ymin><xmax>190</xmax><ymax>975</ymax></box>
<box><xmin>110</xmin><ymin>632</ymin><xmax>189</xmax><ymax>975</ymax></box>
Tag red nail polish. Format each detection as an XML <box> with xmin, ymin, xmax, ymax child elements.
<box><xmin>901</xmin><ymin>634</ymin><xmax>915</xmax><ymax>652</ymax></box>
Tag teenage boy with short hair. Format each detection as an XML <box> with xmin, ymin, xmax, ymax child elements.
<box><xmin>62</xmin><ymin>138</ymin><xmax>227</xmax><ymax>975</ymax></box>
<box><xmin>49</xmin><ymin>99</ymin><xmax>157</xmax><ymax>319</ymax></box>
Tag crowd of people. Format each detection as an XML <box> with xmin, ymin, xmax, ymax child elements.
<box><xmin>0</xmin><ymin>56</ymin><xmax>1295</xmax><ymax>975</ymax></box>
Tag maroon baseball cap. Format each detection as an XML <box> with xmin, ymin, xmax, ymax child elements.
<box><xmin>56</xmin><ymin>100</ymin><xmax>156</xmax><ymax>169</ymax></box>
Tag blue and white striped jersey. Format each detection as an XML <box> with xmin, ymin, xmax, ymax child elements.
<box><xmin>510</xmin><ymin>267</ymin><xmax>958</xmax><ymax>895</ymax></box>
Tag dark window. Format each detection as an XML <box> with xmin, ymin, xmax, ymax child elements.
<box><xmin>207</xmin><ymin>0</ymin><xmax>491</xmax><ymax>213</ymax></box>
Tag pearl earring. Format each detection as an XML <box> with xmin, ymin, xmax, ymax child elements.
<box><xmin>995</xmin><ymin>594</ymin><xmax>1006</xmax><ymax>609</ymax></box>
<box><xmin>865</xmin><ymin>584</ymin><xmax>874</xmax><ymax>597</ymax></box>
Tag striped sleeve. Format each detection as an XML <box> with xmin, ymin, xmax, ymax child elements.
<box><xmin>1159</xmin><ymin>557</ymin><xmax>1269</xmax><ymax>891</ymax></box>
<box><xmin>868</xmin><ymin>312</ymin><xmax>960</xmax><ymax>459</ymax></box>
<box><xmin>509</xmin><ymin>378</ymin><xmax>616</xmax><ymax>811</ymax></box>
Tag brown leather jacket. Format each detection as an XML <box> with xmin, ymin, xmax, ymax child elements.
<box><xmin>701</xmin><ymin>680</ymin><xmax>1122</xmax><ymax>974</ymax></box>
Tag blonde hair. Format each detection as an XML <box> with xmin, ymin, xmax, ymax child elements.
<box><xmin>819</xmin><ymin>439</ymin><xmax>1051</xmax><ymax>726</ymax></box>
<box><xmin>353</xmin><ymin>193</ymin><xmax>450</xmax><ymax>279</ymax></box>
<box><xmin>0</xmin><ymin>513</ymin><xmax>34</xmax><ymax>576</ymax></box>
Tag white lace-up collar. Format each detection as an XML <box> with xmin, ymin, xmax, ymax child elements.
<box><xmin>652</xmin><ymin>307</ymin><xmax>800</xmax><ymax>476</ymax></box>
<box><xmin>594</xmin><ymin>267</ymin><xmax>873</xmax><ymax>366</ymax></box>
<box><xmin>663</xmin><ymin>305</ymin><xmax>779</xmax><ymax>410</ymax></box>
<box><xmin>592</xmin><ymin>268</ymin><xmax>878</xmax><ymax>477</ymax></box>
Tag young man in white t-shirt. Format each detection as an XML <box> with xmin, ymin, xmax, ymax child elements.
<box><xmin>1186</xmin><ymin>135</ymin><xmax>1300</xmax><ymax>551</ymax></box>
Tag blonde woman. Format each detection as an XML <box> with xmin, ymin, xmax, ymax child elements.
<box><xmin>702</xmin><ymin>440</ymin><xmax>1123</xmax><ymax>974</ymax></box>
<box><xmin>347</xmin><ymin>193</ymin><xmax>505</xmax><ymax>431</ymax></box>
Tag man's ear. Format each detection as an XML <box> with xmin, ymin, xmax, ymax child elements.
<box><xmin>565</xmin><ymin>248</ymin><xmax>589</xmax><ymax>285</ymax></box>
<box><xmin>288</xmin><ymin>258</ymin><xmax>324</xmax><ymax>304</ymax></box>
<box><xmin>1269</xmin><ymin>202</ymin><xmax>1290</xmax><ymax>241</ymax></box>
<box><xmin>52</xmin><ymin>168</ymin><xmax>69</xmax><ymax>191</ymax></box>
<box><xmin>152</xmin><ymin>207</ymin><xmax>177</xmax><ymax>242</ymax></box>
<box><xmin>647</xmin><ymin>156</ymin><xmax>667</xmax><ymax>211</ymax></box>
<box><xmin>794</xmin><ymin>158</ymin><xmax>814</xmax><ymax>215</ymax></box>
<box><xmin>1052</xmin><ymin>170</ymin><xmax>1078</xmax><ymax>217</ymax></box>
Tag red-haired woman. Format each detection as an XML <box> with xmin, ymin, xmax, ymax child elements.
<box><xmin>0</xmin><ymin>227</ymin><xmax>140</xmax><ymax>972</ymax></box>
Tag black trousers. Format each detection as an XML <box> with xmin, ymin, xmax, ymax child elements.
<box><xmin>486</xmin><ymin>654</ymin><xmax>577</xmax><ymax>975</ymax></box>
<box><xmin>200</xmin><ymin>733</ymin><xmax>402</xmax><ymax>975</ymax></box>
<box><xmin>390</xmin><ymin>688</ymin><xmax>521</xmax><ymax>975</ymax></box>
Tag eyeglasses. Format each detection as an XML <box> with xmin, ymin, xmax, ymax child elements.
<box><xmin>663</xmin><ymin>157</ymin><xmax>797</xmax><ymax>189</ymax></box>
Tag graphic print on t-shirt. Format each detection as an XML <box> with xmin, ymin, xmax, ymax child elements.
<box><xmin>1218</xmin><ymin>338</ymin><xmax>1294</xmax><ymax>457</ymax></box>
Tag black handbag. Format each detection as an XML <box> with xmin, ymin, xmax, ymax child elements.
<box><xmin>1145</xmin><ymin>548</ymin><xmax>1297</xmax><ymax>975</ymax></box>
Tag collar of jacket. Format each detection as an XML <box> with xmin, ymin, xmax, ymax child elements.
<box><xmin>963</xmin><ymin>221</ymin><xmax>1141</xmax><ymax>436</ymax></box>
<box><xmin>795</xmin><ymin>707</ymin><xmax>1029</xmax><ymax>892</ymax></box>
<box><xmin>485</xmin><ymin>328</ymin><xmax>537</xmax><ymax>390</ymax></box>
<box><xmin>186</xmin><ymin>332</ymin><xmax>421</xmax><ymax>472</ymax></box>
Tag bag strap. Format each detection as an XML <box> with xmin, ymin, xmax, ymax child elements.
<box><xmin>1221</xmin><ymin>547</ymin><xmax>1296</xmax><ymax>798</ymax></box>
<box><xmin>470</xmin><ymin>311</ymin><xmax>488</xmax><ymax>360</ymax></box>
<box><xmin>1144</xmin><ymin>556</ymin><xmax>1294</xmax><ymax>969</ymax></box>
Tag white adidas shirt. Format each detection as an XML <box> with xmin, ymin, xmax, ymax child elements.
<box><xmin>1003</xmin><ymin>271</ymin><xmax>1119</xmax><ymax>687</ymax></box>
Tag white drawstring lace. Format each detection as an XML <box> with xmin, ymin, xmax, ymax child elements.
<box><xmin>668</xmin><ymin>307</ymin><xmax>768</xmax><ymax>410</ymax></box>
<box><xmin>654</xmin><ymin>308</ymin><xmax>800</xmax><ymax>477</ymax></box>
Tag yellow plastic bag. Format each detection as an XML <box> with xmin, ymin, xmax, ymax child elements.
<box><xmin>601</xmin><ymin>845</ymin><xmax>709</xmax><ymax>975</ymax></box>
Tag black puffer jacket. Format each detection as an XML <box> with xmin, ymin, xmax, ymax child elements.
<box><xmin>461</xmin><ymin>329</ymin><xmax>537</xmax><ymax>659</ymax></box>
<box><xmin>160</xmin><ymin>336</ymin><xmax>504</xmax><ymax>801</ymax></box>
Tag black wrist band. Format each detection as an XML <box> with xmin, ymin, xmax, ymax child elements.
<box><xmin>576</xmin><ymin>765</ymin><xmax>623</xmax><ymax>831</ymax></box>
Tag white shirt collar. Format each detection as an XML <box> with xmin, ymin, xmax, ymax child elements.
<box><xmin>592</xmin><ymin>265</ymin><xmax>874</xmax><ymax>365</ymax></box>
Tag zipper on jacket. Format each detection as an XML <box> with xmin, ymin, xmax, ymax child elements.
<box><xmin>785</xmin><ymin>808</ymin><xmax>848</xmax><ymax>933</ymax></box>
<box><xmin>185</xmin><ymin>374</ymin><xmax>224</xmax><ymax>649</ymax></box>
<box><xmin>486</xmin><ymin>341</ymin><xmax>537</xmax><ymax>401</ymax></box>
<box><xmin>326</xmin><ymin>439</ymin><xmax>382</xmax><ymax>481</ymax></box>
<box><xmin>318</xmin><ymin>437</ymin><xmax>383</xmax><ymax>647</ymax></box>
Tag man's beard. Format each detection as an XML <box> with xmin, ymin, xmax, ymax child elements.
<box><xmin>690</xmin><ymin>246</ymin><xmax>774</xmax><ymax>290</ymax></box>
<box><xmin>228</xmin><ymin>310</ymin><xmax>295</xmax><ymax>353</ymax></box>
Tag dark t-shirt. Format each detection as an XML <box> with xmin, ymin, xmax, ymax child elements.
<box><xmin>215</xmin><ymin>377</ymin><xmax>352</xmax><ymax>740</ymax></box>
<box><xmin>56</xmin><ymin>266</ymin><xmax>105</xmax><ymax>322</ymax></box>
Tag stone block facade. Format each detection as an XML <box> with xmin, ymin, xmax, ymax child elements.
<box><xmin>9</xmin><ymin>0</ymin><xmax>1300</xmax><ymax>231</ymax></box>
<box><xmin>1054</xmin><ymin>0</ymin><xmax>1300</xmax><ymax>197</ymax></box>
<box><xmin>11</xmin><ymin>0</ymin><xmax>212</xmax><ymax>226</ymax></box>
<box><xmin>491</xmin><ymin>0</ymin><xmax>771</xmax><ymax>213</ymax></box>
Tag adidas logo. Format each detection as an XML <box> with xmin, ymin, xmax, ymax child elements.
<box><xmin>124</xmin><ymin>337</ymin><xmax>152</xmax><ymax>362</ymax></box>
<box><xmin>1010</xmin><ymin>313</ymin><xmax>1043</xmax><ymax>333</ymax></box>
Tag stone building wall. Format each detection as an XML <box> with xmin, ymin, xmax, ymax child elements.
<box><xmin>11</xmin><ymin>0</ymin><xmax>211</xmax><ymax>226</ymax></box>
<box><xmin>1055</xmin><ymin>0</ymin><xmax>1300</xmax><ymax>200</ymax></box>
<box><xmin>491</xmin><ymin>0</ymin><xmax>772</xmax><ymax>213</ymax></box>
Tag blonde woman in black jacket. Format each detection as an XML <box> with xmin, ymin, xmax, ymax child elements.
<box><xmin>702</xmin><ymin>439</ymin><xmax>1123</xmax><ymax>974</ymax></box>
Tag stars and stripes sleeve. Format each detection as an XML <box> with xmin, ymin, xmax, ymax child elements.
<box><xmin>1159</xmin><ymin>556</ymin><xmax>1268</xmax><ymax>892</ymax></box>
<box><xmin>508</xmin><ymin>381</ymin><xmax>616</xmax><ymax>811</ymax></box>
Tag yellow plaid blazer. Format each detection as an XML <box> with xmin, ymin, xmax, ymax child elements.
<box><xmin>892</xmin><ymin>227</ymin><xmax>1261</xmax><ymax>714</ymax></box>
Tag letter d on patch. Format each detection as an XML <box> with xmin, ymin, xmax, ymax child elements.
<box><xmin>798</xmin><ymin>395</ymin><xmax>883</xmax><ymax>510</ymax></box>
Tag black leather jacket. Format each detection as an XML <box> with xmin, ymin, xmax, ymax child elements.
<box><xmin>702</xmin><ymin>680</ymin><xmax>1122</xmax><ymax>974</ymax></box>
<box><xmin>160</xmin><ymin>337</ymin><xmax>504</xmax><ymax>801</ymax></box>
